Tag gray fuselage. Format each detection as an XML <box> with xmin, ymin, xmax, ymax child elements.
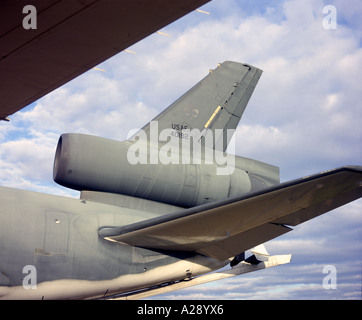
<box><xmin>0</xmin><ymin>186</ymin><xmax>228</xmax><ymax>299</ymax></box>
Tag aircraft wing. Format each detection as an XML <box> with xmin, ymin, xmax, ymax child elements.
<box><xmin>99</xmin><ymin>166</ymin><xmax>362</xmax><ymax>260</ymax></box>
<box><xmin>0</xmin><ymin>0</ymin><xmax>210</xmax><ymax>120</ymax></box>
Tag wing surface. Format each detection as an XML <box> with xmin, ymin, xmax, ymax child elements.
<box><xmin>0</xmin><ymin>0</ymin><xmax>210</xmax><ymax>119</ymax></box>
<box><xmin>99</xmin><ymin>166</ymin><xmax>362</xmax><ymax>260</ymax></box>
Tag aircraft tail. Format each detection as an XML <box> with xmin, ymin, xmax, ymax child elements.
<box><xmin>132</xmin><ymin>61</ymin><xmax>262</xmax><ymax>152</ymax></box>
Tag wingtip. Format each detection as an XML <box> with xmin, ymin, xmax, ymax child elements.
<box><xmin>342</xmin><ymin>165</ymin><xmax>362</xmax><ymax>173</ymax></box>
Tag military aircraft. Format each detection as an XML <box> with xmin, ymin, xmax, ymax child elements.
<box><xmin>0</xmin><ymin>1</ymin><xmax>361</xmax><ymax>300</ymax></box>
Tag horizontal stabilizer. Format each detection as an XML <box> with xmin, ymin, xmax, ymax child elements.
<box><xmin>99</xmin><ymin>166</ymin><xmax>362</xmax><ymax>260</ymax></box>
<box><xmin>108</xmin><ymin>254</ymin><xmax>292</xmax><ymax>300</ymax></box>
<box><xmin>250</xmin><ymin>244</ymin><xmax>270</xmax><ymax>262</ymax></box>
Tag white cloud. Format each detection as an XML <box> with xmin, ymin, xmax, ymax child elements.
<box><xmin>0</xmin><ymin>132</ymin><xmax>56</xmax><ymax>182</ymax></box>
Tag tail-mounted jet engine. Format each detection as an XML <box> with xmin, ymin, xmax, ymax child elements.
<box><xmin>53</xmin><ymin>133</ymin><xmax>279</xmax><ymax>207</ymax></box>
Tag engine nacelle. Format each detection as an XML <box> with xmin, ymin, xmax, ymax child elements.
<box><xmin>53</xmin><ymin>133</ymin><xmax>256</xmax><ymax>207</ymax></box>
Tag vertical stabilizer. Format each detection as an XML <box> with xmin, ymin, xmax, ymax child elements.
<box><xmin>132</xmin><ymin>61</ymin><xmax>262</xmax><ymax>152</ymax></box>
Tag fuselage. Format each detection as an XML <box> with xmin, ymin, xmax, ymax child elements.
<box><xmin>0</xmin><ymin>186</ymin><xmax>228</xmax><ymax>299</ymax></box>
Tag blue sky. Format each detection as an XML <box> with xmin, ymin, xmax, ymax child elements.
<box><xmin>0</xmin><ymin>0</ymin><xmax>361</xmax><ymax>299</ymax></box>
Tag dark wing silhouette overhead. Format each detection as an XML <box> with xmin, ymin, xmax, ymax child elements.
<box><xmin>0</xmin><ymin>0</ymin><xmax>210</xmax><ymax>120</ymax></box>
